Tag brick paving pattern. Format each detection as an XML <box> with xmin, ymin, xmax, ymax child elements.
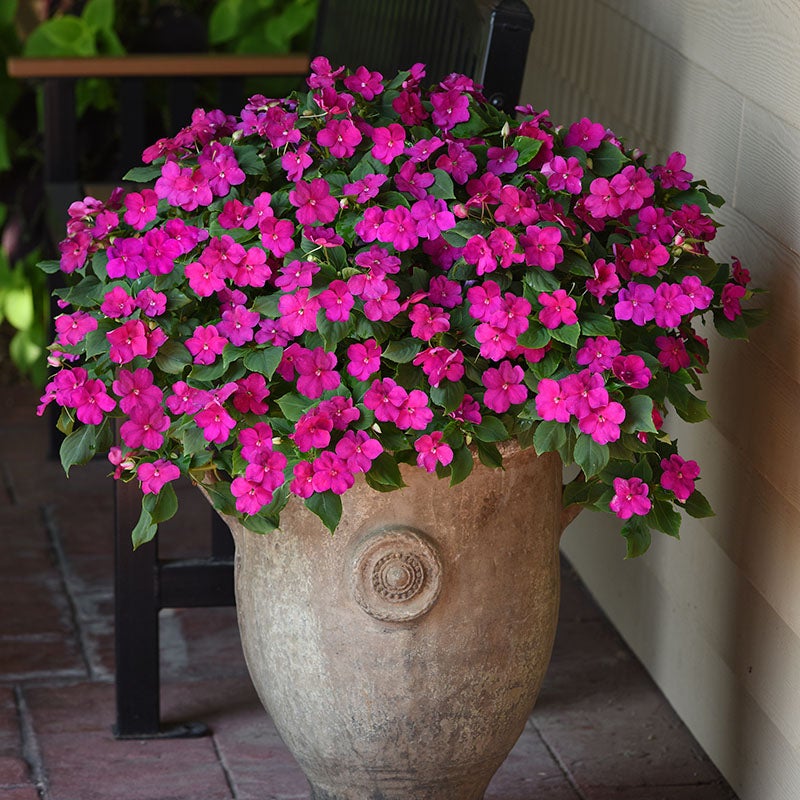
<box><xmin>1</xmin><ymin>383</ymin><xmax>739</xmax><ymax>799</ymax></box>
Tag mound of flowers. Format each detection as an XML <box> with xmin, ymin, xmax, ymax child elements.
<box><xmin>38</xmin><ymin>58</ymin><xmax>762</xmax><ymax>556</ymax></box>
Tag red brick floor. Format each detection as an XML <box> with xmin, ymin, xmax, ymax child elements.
<box><xmin>1</xmin><ymin>383</ymin><xmax>738</xmax><ymax>800</ymax></box>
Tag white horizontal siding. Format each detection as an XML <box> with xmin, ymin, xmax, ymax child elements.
<box><xmin>520</xmin><ymin>1</ymin><xmax>800</xmax><ymax>798</ymax></box>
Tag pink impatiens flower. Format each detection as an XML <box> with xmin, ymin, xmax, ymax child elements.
<box><xmin>660</xmin><ymin>454</ymin><xmax>700</xmax><ymax>501</ymax></box>
<box><xmin>609</xmin><ymin>477</ymin><xmax>652</xmax><ymax>519</ymax></box>
<box><xmin>288</xmin><ymin>178</ymin><xmax>339</xmax><ymax>225</ymax></box>
<box><xmin>482</xmin><ymin>361</ymin><xmax>527</xmax><ymax>413</ymax></box>
<box><xmin>414</xmin><ymin>431</ymin><xmax>454</xmax><ymax>473</ymax></box>
<box><xmin>538</xmin><ymin>289</ymin><xmax>578</xmax><ymax>329</ymax></box>
<box><xmin>138</xmin><ymin>459</ymin><xmax>180</xmax><ymax>495</ymax></box>
<box><xmin>535</xmin><ymin>378</ymin><xmax>570</xmax><ymax>423</ymax></box>
<box><xmin>185</xmin><ymin>325</ymin><xmax>228</xmax><ymax>365</ymax></box>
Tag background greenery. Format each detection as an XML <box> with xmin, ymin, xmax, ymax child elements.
<box><xmin>0</xmin><ymin>0</ymin><xmax>318</xmax><ymax>385</ymax></box>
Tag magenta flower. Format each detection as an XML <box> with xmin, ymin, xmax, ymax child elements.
<box><xmin>335</xmin><ymin>430</ymin><xmax>384</xmax><ymax>474</ymax></box>
<box><xmin>185</xmin><ymin>325</ymin><xmax>228</xmax><ymax>365</ymax></box>
<box><xmin>292</xmin><ymin>411</ymin><xmax>333</xmax><ymax>452</ymax></box>
<box><xmin>561</xmin><ymin>371</ymin><xmax>609</xmax><ymax>419</ymax></box>
<box><xmin>371</xmin><ymin>123</ymin><xmax>406</xmax><ymax>164</ymax></box>
<box><xmin>410</xmin><ymin>196</ymin><xmax>456</xmax><ymax>240</ymax></box>
<box><xmin>483</xmin><ymin>361</ymin><xmax>527</xmax><ymax>413</ymax></box>
<box><xmin>112</xmin><ymin>368</ymin><xmax>161</xmax><ymax>415</ymax></box>
<box><xmin>278</xmin><ymin>289</ymin><xmax>321</xmax><ymax>337</ymax></box>
<box><xmin>578</xmin><ymin>401</ymin><xmax>626</xmax><ymax>445</ymax></box>
<box><xmin>195</xmin><ymin>399</ymin><xmax>236</xmax><ymax>444</ymax></box>
<box><xmin>318</xmin><ymin>280</ymin><xmax>355</xmax><ymax>322</ymax></box>
<box><xmin>614</xmin><ymin>283</ymin><xmax>656</xmax><ymax>326</ymax></box>
<box><xmin>414</xmin><ymin>431</ymin><xmax>454</xmax><ymax>473</ymax></box>
<box><xmin>466</xmin><ymin>281</ymin><xmax>502</xmax><ymax>321</ymax></box>
<box><xmin>290</xmin><ymin>461</ymin><xmax>315</xmax><ymax>498</ymax></box>
<box><xmin>55</xmin><ymin>311</ymin><xmax>97</xmax><ymax>347</ymax></box>
<box><xmin>627</xmin><ymin>236</ymin><xmax>669</xmax><ymax>277</ymax></box>
<box><xmin>488</xmin><ymin>227</ymin><xmax>523</xmax><ymax>268</ymax></box>
<box><xmin>653</xmin><ymin>283</ymin><xmax>693</xmax><ymax>328</ymax></box>
<box><xmin>138</xmin><ymin>459</ymin><xmax>180</xmax><ymax>495</ymax></box>
<box><xmin>611</xmin><ymin>354</ymin><xmax>652</xmax><ymax>389</ymax></box>
<box><xmin>463</xmin><ymin>234</ymin><xmax>497</xmax><ymax>275</ymax></box>
<box><xmin>520</xmin><ymin>225</ymin><xmax>563</xmax><ymax>271</ymax></box>
<box><xmin>494</xmin><ymin>185</ymin><xmax>537</xmax><ymax>226</ymax></box>
<box><xmin>395</xmin><ymin>389</ymin><xmax>434</xmax><ymax>430</ymax></box>
<box><xmin>576</xmin><ymin>336</ymin><xmax>622</xmax><ymax>373</ymax></box>
<box><xmin>721</xmin><ymin>283</ymin><xmax>746</xmax><ymax>321</ymax></box>
<box><xmin>609</xmin><ymin>477</ymin><xmax>652</xmax><ymax>520</ymax></box>
<box><xmin>166</xmin><ymin>381</ymin><xmax>208</xmax><ymax>416</ymax></box>
<box><xmin>564</xmin><ymin>117</ymin><xmax>605</xmax><ymax>150</ymax></box>
<box><xmin>451</xmin><ymin>394</ymin><xmax>482</xmax><ymax>424</ymax></box>
<box><xmin>346</xmin><ymin>339</ymin><xmax>382</xmax><ymax>381</ymax></box>
<box><xmin>656</xmin><ymin>336</ymin><xmax>690</xmax><ymax>372</ymax></box>
<box><xmin>73</xmin><ymin>378</ymin><xmax>116</xmax><ymax>425</ymax></box>
<box><xmin>475</xmin><ymin>322</ymin><xmax>516</xmax><ymax>361</ymax></box>
<box><xmin>364</xmin><ymin>377</ymin><xmax>406</xmax><ymax>423</ymax></box>
<box><xmin>541</xmin><ymin>155</ymin><xmax>583</xmax><ymax>193</ymax></box>
<box><xmin>343</xmin><ymin>173</ymin><xmax>387</xmax><ymax>203</ymax></box>
<box><xmin>489</xmin><ymin>293</ymin><xmax>531</xmax><ymax>338</ymax></box>
<box><xmin>107</xmin><ymin>320</ymin><xmax>149</xmax><ymax>364</ymax></box>
<box><xmin>259</xmin><ymin>215</ymin><xmax>296</xmax><ymax>257</ymax></box>
<box><xmin>413</xmin><ymin>346</ymin><xmax>464</xmax><ymax>387</ymax></box>
<box><xmin>610</xmin><ymin>165</ymin><xmax>654</xmax><ymax>211</ymax></box>
<box><xmin>486</xmin><ymin>146</ymin><xmax>518</xmax><ymax>175</ymax></box>
<box><xmin>232</xmin><ymin>374</ymin><xmax>270</xmax><ymax>415</ymax></box>
<box><xmin>106</xmin><ymin>237</ymin><xmax>146</xmax><ymax>280</ymax></box>
<box><xmin>185</xmin><ymin>260</ymin><xmax>225</xmax><ymax>297</ymax></box>
<box><xmin>294</xmin><ymin>347</ymin><xmax>340</xmax><ymax>399</ymax></box>
<box><xmin>281</xmin><ymin>142</ymin><xmax>313</xmax><ymax>181</ymax></box>
<box><xmin>435</xmin><ymin>141</ymin><xmax>477</xmax><ymax>184</ymax></box>
<box><xmin>409</xmin><ymin>303</ymin><xmax>450</xmax><ymax>341</ymax></box>
<box><xmin>343</xmin><ymin>66</ymin><xmax>384</xmax><ymax>100</ymax></box>
<box><xmin>395</xmin><ymin>161</ymin><xmax>436</xmax><ymax>199</ymax></box>
<box><xmin>680</xmin><ymin>275</ymin><xmax>714</xmax><ymax>311</ymax></box>
<box><xmin>584</xmin><ymin>177</ymin><xmax>623</xmax><ymax>220</ymax></box>
<box><xmin>653</xmin><ymin>151</ymin><xmax>693</xmax><ymax>190</ymax></box>
<box><xmin>120</xmin><ymin>405</ymin><xmax>170</xmax><ymax>450</ymax></box>
<box><xmin>538</xmin><ymin>289</ymin><xmax>578</xmax><ymax>329</ymax></box>
<box><xmin>586</xmin><ymin>258</ymin><xmax>620</xmax><ymax>304</ymax></box>
<box><xmin>230</xmin><ymin>476</ymin><xmax>273</xmax><ymax>515</ymax></box>
<box><xmin>535</xmin><ymin>378</ymin><xmax>570</xmax><ymax>423</ymax></box>
<box><xmin>430</xmin><ymin>88</ymin><xmax>470</xmax><ymax>130</ymax></box>
<box><xmin>123</xmin><ymin>189</ymin><xmax>158</xmax><ymax>229</ymax></box>
<box><xmin>311</xmin><ymin>451</ymin><xmax>354</xmax><ymax>495</ymax></box>
<box><xmin>377</xmin><ymin>206</ymin><xmax>419</xmax><ymax>251</ymax></box>
<box><xmin>58</xmin><ymin>231</ymin><xmax>91</xmax><ymax>272</ymax></box>
<box><xmin>660</xmin><ymin>454</ymin><xmax>700</xmax><ymax>502</ymax></box>
<box><xmin>289</xmin><ymin>178</ymin><xmax>339</xmax><ymax>226</ymax></box>
<box><xmin>238</xmin><ymin>423</ymin><xmax>274</xmax><ymax>463</ymax></box>
<box><xmin>354</xmin><ymin>206</ymin><xmax>385</xmax><ymax>243</ymax></box>
<box><xmin>317</xmin><ymin>118</ymin><xmax>363</xmax><ymax>158</ymax></box>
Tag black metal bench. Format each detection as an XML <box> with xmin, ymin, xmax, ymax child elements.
<box><xmin>10</xmin><ymin>0</ymin><xmax>533</xmax><ymax>738</ymax></box>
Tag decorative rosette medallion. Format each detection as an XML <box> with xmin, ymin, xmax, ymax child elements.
<box><xmin>351</xmin><ymin>527</ymin><xmax>442</xmax><ymax>622</ymax></box>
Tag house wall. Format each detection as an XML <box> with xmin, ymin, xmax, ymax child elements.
<box><xmin>519</xmin><ymin>2</ymin><xmax>800</xmax><ymax>798</ymax></box>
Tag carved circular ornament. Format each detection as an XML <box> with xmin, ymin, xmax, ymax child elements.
<box><xmin>351</xmin><ymin>527</ymin><xmax>442</xmax><ymax>622</ymax></box>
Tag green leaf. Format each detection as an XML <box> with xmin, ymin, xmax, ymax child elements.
<box><xmin>429</xmin><ymin>168</ymin><xmax>455</xmax><ymax>200</ymax></box>
<box><xmin>235</xmin><ymin>144</ymin><xmax>266</xmax><ymax>175</ymax></box>
<box><xmin>37</xmin><ymin>260</ymin><xmax>62</xmax><ymax>275</ymax></box>
<box><xmin>122</xmin><ymin>165</ymin><xmax>162</xmax><ymax>183</ymax></box>
<box><xmin>622</xmin><ymin>395</ymin><xmax>657</xmax><ymax>434</ymax></box>
<box><xmin>275</xmin><ymin>392</ymin><xmax>314</xmax><ymax>422</ymax></box>
<box><xmin>208</xmin><ymin>0</ymin><xmax>242</xmax><ymax>44</ymax></box>
<box><xmin>667</xmin><ymin>379</ymin><xmax>710</xmax><ymax>423</ymax></box>
<box><xmin>441</xmin><ymin>219</ymin><xmax>489</xmax><ymax>248</ymax></box>
<box><xmin>203</xmin><ymin>481</ymin><xmax>238</xmax><ymax>517</ymax></box>
<box><xmin>143</xmin><ymin>482</ymin><xmax>179</xmax><ymax>524</ymax></box>
<box><xmin>574</xmin><ymin>434</ymin><xmax>609</xmax><ymax>478</ymax></box>
<box><xmin>383</xmin><ymin>338</ymin><xmax>423</xmax><ymax>363</ymax></box>
<box><xmin>714</xmin><ymin>311</ymin><xmax>749</xmax><ymax>340</ymax></box>
<box><xmin>648</xmin><ymin>498</ymin><xmax>682</xmax><ymax>538</ymax></box>
<box><xmin>241</xmin><ymin>513</ymin><xmax>279</xmax><ymax>534</ymax></box>
<box><xmin>243</xmin><ymin>346</ymin><xmax>283</xmax><ymax>379</ymax></box>
<box><xmin>131</xmin><ymin>504</ymin><xmax>157</xmax><ymax>549</ymax></box>
<box><xmin>559</xmin><ymin>251</ymin><xmax>594</xmax><ymax>277</ymax></box>
<box><xmin>449</xmin><ymin>444</ymin><xmax>474</xmax><ymax>487</ymax></box>
<box><xmin>590</xmin><ymin>140</ymin><xmax>628</xmax><ymax>177</ymax></box>
<box><xmin>429</xmin><ymin>380</ymin><xmax>465</xmax><ymax>414</ymax></box>
<box><xmin>621</xmin><ymin>516</ymin><xmax>651</xmax><ymax>559</ymax></box>
<box><xmin>366</xmin><ymin>452</ymin><xmax>406</xmax><ymax>488</ymax></box>
<box><xmin>516</xmin><ymin>325</ymin><xmax>551</xmax><ymax>349</ymax></box>
<box><xmin>523</xmin><ymin>269</ymin><xmax>560</xmax><ymax>294</ymax></box>
<box><xmin>304</xmin><ymin>491</ymin><xmax>342</xmax><ymax>533</ymax></box>
<box><xmin>472</xmin><ymin>417</ymin><xmax>508</xmax><ymax>443</ymax></box>
<box><xmin>683</xmin><ymin>489</ymin><xmax>715</xmax><ymax>519</ymax></box>
<box><xmin>533</xmin><ymin>420</ymin><xmax>567</xmax><ymax>456</ymax></box>
<box><xmin>476</xmin><ymin>440</ymin><xmax>503</xmax><ymax>469</ymax></box>
<box><xmin>82</xmin><ymin>0</ymin><xmax>115</xmax><ymax>32</ymax></box>
<box><xmin>23</xmin><ymin>16</ymin><xmax>96</xmax><ymax>57</ymax></box>
<box><xmin>513</xmin><ymin>135</ymin><xmax>543</xmax><ymax>167</ymax></box>
<box><xmin>579</xmin><ymin>312</ymin><xmax>617</xmax><ymax>337</ymax></box>
<box><xmin>60</xmin><ymin>425</ymin><xmax>98</xmax><ymax>476</ymax></box>
<box><xmin>155</xmin><ymin>338</ymin><xmax>192</xmax><ymax>375</ymax></box>
<box><xmin>548</xmin><ymin>323</ymin><xmax>581</xmax><ymax>348</ymax></box>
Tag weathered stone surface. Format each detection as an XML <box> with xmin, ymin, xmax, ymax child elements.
<box><xmin>226</xmin><ymin>447</ymin><xmax>564</xmax><ymax>800</ymax></box>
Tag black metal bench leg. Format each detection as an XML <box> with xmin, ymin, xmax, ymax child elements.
<box><xmin>113</xmin><ymin>479</ymin><xmax>208</xmax><ymax>739</ymax></box>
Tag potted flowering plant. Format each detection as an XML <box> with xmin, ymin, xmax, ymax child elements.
<box><xmin>37</xmin><ymin>58</ymin><xmax>761</xmax><ymax>799</ymax></box>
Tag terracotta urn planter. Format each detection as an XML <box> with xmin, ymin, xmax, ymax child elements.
<box><xmin>215</xmin><ymin>445</ymin><xmax>566</xmax><ymax>800</ymax></box>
